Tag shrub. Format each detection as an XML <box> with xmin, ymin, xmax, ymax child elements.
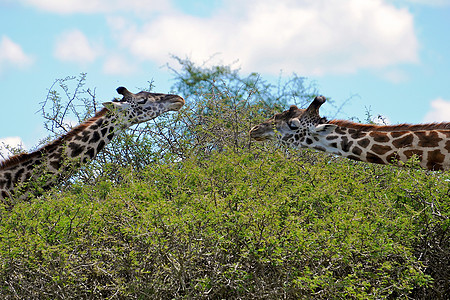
<box><xmin>1</xmin><ymin>59</ymin><xmax>448</xmax><ymax>298</ymax></box>
<box><xmin>0</xmin><ymin>149</ymin><xmax>448</xmax><ymax>298</ymax></box>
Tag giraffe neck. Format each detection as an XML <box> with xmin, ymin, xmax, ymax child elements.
<box><xmin>296</xmin><ymin>120</ymin><xmax>450</xmax><ymax>171</ymax></box>
<box><xmin>0</xmin><ymin>108</ymin><xmax>124</xmax><ymax>201</ymax></box>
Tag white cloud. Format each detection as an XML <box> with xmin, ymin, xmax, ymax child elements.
<box><xmin>423</xmin><ymin>98</ymin><xmax>450</xmax><ymax>123</ymax></box>
<box><xmin>54</xmin><ymin>30</ymin><xmax>100</xmax><ymax>65</ymax></box>
<box><xmin>111</xmin><ymin>0</ymin><xmax>419</xmax><ymax>76</ymax></box>
<box><xmin>16</xmin><ymin>0</ymin><xmax>173</xmax><ymax>14</ymax></box>
<box><xmin>0</xmin><ymin>137</ymin><xmax>25</xmax><ymax>160</ymax></box>
<box><xmin>19</xmin><ymin>0</ymin><xmax>420</xmax><ymax>76</ymax></box>
<box><xmin>380</xmin><ymin>68</ymin><xmax>410</xmax><ymax>83</ymax></box>
<box><xmin>392</xmin><ymin>0</ymin><xmax>450</xmax><ymax>7</ymax></box>
<box><xmin>0</xmin><ymin>36</ymin><xmax>33</xmax><ymax>73</ymax></box>
<box><xmin>103</xmin><ymin>54</ymin><xmax>137</xmax><ymax>75</ymax></box>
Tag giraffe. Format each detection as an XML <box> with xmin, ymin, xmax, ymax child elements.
<box><xmin>0</xmin><ymin>87</ymin><xmax>185</xmax><ymax>203</ymax></box>
<box><xmin>249</xmin><ymin>96</ymin><xmax>450</xmax><ymax>171</ymax></box>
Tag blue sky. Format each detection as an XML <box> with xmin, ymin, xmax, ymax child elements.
<box><xmin>1</xmin><ymin>0</ymin><xmax>450</xmax><ymax>158</ymax></box>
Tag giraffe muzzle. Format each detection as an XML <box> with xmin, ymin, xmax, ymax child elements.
<box><xmin>166</xmin><ymin>95</ymin><xmax>185</xmax><ymax>111</ymax></box>
<box><xmin>249</xmin><ymin>124</ymin><xmax>273</xmax><ymax>141</ymax></box>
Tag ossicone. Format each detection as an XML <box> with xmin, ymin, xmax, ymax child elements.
<box><xmin>288</xmin><ymin>105</ymin><xmax>299</xmax><ymax>117</ymax></box>
<box><xmin>116</xmin><ymin>86</ymin><xmax>134</xmax><ymax>97</ymax></box>
<box><xmin>289</xmin><ymin>105</ymin><xmax>298</xmax><ymax>112</ymax></box>
<box><xmin>305</xmin><ymin>95</ymin><xmax>326</xmax><ymax>115</ymax></box>
<box><xmin>311</xmin><ymin>96</ymin><xmax>326</xmax><ymax>108</ymax></box>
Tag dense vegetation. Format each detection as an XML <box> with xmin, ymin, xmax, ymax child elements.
<box><xmin>0</xmin><ymin>59</ymin><xmax>448</xmax><ymax>299</ymax></box>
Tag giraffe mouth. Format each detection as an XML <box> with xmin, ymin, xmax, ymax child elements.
<box><xmin>252</xmin><ymin>136</ymin><xmax>268</xmax><ymax>141</ymax></box>
<box><xmin>167</xmin><ymin>95</ymin><xmax>185</xmax><ymax>111</ymax></box>
<box><xmin>249</xmin><ymin>125</ymin><xmax>274</xmax><ymax>141</ymax></box>
<box><xmin>252</xmin><ymin>134</ymin><xmax>274</xmax><ymax>141</ymax></box>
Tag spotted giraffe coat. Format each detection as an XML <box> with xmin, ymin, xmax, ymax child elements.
<box><xmin>0</xmin><ymin>87</ymin><xmax>184</xmax><ymax>203</ymax></box>
<box><xmin>250</xmin><ymin>96</ymin><xmax>450</xmax><ymax>171</ymax></box>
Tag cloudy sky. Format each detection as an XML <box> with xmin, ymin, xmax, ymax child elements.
<box><xmin>1</xmin><ymin>0</ymin><xmax>450</xmax><ymax>157</ymax></box>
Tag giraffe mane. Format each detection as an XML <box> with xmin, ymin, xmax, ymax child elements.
<box><xmin>0</xmin><ymin>108</ymin><xmax>109</xmax><ymax>170</ymax></box>
<box><xmin>328</xmin><ymin>120</ymin><xmax>450</xmax><ymax>132</ymax></box>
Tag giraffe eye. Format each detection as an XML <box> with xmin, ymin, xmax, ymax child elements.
<box><xmin>136</xmin><ymin>99</ymin><xmax>147</xmax><ymax>105</ymax></box>
<box><xmin>287</xmin><ymin>119</ymin><xmax>300</xmax><ymax>130</ymax></box>
<box><xmin>287</xmin><ymin>123</ymin><xmax>298</xmax><ymax>130</ymax></box>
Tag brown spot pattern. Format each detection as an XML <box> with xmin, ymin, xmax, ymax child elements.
<box><xmin>340</xmin><ymin>137</ymin><xmax>353</xmax><ymax>152</ymax></box>
<box><xmin>416</xmin><ymin>131</ymin><xmax>441</xmax><ymax>148</ymax></box>
<box><xmin>0</xmin><ymin>108</ymin><xmax>109</xmax><ymax>171</ymax></box>
<box><xmin>370</xmin><ymin>132</ymin><xmax>390</xmax><ymax>143</ymax></box>
<box><xmin>404</xmin><ymin>149</ymin><xmax>423</xmax><ymax>160</ymax></box>
<box><xmin>386</xmin><ymin>152</ymin><xmax>400</xmax><ymax>163</ymax></box>
<box><xmin>366</xmin><ymin>153</ymin><xmax>385</xmax><ymax>164</ymax></box>
<box><xmin>348</xmin><ymin>129</ymin><xmax>365</xmax><ymax>139</ymax></box>
<box><xmin>430</xmin><ymin>164</ymin><xmax>443</xmax><ymax>171</ymax></box>
<box><xmin>335</xmin><ymin>127</ymin><xmax>347</xmax><ymax>135</ymax></box>
<box><xmin>392</xmin><ymin>134</ymin><xmax>414</xmax><ymax>149</ymax></box>
<box><xmin>347</xmin><ymin>155</ymin><xmax>362</xmax><ymax>161</ymax></box>
<box><xmin>427</xmin><ymin>149</ymin><xmax>445</xmax><ymax>164</ymax></box>
<box><xmin>371</xmin><ymin>144</ymin><xmax>392</xmax><ymax>155</ymax></box>
<box><xmin>352</xmin><ymin>147</ymin><xmax>362</xmax><ymax>156</ymax></box>
<box><xmin>390</xmin><ymin>131</ymin><xmax>409</xmax><ymax>138</ymax></box>
<box><xmin>329</xmin><ymin>120</ymin><xmax>450</xmax><ymax>132</ymax></box>
<box><xmin>358</xmin><ymin>138</ymin><xmax>370</xmax><ymax>148</ymax></box>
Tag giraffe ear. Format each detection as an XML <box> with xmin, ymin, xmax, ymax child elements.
<box><xmin>102</xmin><ymin>101</ymin><xmax>131</xmax><ymax>111</ymax></box>
<box><xmin>311</xmin><ymin>124</ymin><xmax>337</xmax><ymax>136</ymax></box>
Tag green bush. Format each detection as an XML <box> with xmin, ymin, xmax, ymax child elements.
<box><xmin>1</xmin><ymin>149</ymin><xmax>448</xmax><ymax>298</ymax></box>
<box><xmin>1</xmin><ymin>59</ymin><xmax>448</xmax><ymax>298</ymax></box>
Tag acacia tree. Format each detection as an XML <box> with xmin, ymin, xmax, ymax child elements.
<box><xmin>3</xmin><ymin>59</ymin><xmax>447</xmax><ymax>300</ymax></box>
<box><xmin>148</xmin><ymin>57</ymin><xmax>320</xmax><ymax>158</ymax></box>
<box><xmin>40</xmin><ymin>58</ymin><xmax>320</xmax><ymax>184</ymax></box>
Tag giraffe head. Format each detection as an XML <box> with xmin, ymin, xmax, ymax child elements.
<box><xmin>102</xmin><ymin>87</ymin><xmax>185</xmax><ymax>126</ymax></box>
<box><xmin>250</xmin><ymin>96</ymin><xmax>333</xmax><ymax>147</ymax></box>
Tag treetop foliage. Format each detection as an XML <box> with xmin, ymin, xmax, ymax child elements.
<box><xmin>0</xmin><ymin>58</ymin><xmax>448</xmax><ymax>299</ymax></box>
